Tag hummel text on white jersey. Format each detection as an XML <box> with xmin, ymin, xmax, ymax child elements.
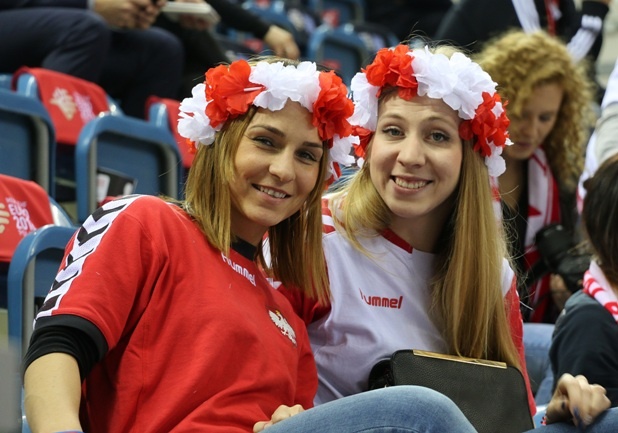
<box><xmin>359</xmin><ymin>288</ymin><xmax>403</xmax><ymax>309</ymax></box>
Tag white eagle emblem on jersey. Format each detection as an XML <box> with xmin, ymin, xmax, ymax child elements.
<box><xmin>269</xmin><ymin>309</ymin><xmax>297</xmax><ymax>346</ymax></box>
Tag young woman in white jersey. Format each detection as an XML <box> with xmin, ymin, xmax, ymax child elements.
<box><xmin>282</xmin><ymin>44</ymin><xmax>617</xmax><ymax>431</ymax></box>
<box><xmin>20</xmin><ymin>57</ymin><xmax>481</xmax><ymax>433</ymax></box>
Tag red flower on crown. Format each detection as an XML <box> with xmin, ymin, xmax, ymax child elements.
<box><xmin>205</xmin><ymin>61</ymin><xmax>264</xmax><ymax>128</ymax></box>
<box><xmin>352</xmin><ymin>126</ymin><xmax>373</xmax><ymax>160</ymax></box>
<box><xmin>312</xmin><ymin>71</ymin><xmax>354</xmax><ymax>142</ymax></box>
<box><xmin>364</xmin><ymin>45</ymin><xmax>418</xmax><ymax>101</ymax></box>
<box><xmin>459</xmin><ymin>92</ymin><xmax>510</xmax><ymax>157</ymax></box>
<box><xmin>178</xmin><ymin>59</ymin><xmax>359</xmax><ymax>179</ymax></box>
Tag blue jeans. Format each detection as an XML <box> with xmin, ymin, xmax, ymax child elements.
<box><xmin>265</xmin><ymin>386</ymin><xmax>477</xmax><ymax>432</ymax></box>
<box><xmin>265</xmin><ymin>386</ymin><xmax>618</xmax><ymax>433</ymax></box>
<box><xmin>523</xmin><ymin>323</ymin><xmax>555</xmax><ymax>406</ymax></box>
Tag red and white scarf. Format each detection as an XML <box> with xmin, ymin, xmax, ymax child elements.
<box><xmin>583</xmin><ymin>261</ymin><xmax>618</xmax><ymax>324</ymax></box>
<box><xmin>524</xmin><ymin>148</ymin><xmax>561</xmax><ymax>322</ymax></box>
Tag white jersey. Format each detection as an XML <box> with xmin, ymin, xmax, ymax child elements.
<box><xmin>309</xmin><ymin>210</ymin><xmax>515</xmax><ymax>404</ymax></box>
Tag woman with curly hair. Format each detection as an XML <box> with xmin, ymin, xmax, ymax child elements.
<box><xmin>476</xmin><ymin>30</ymin><xmax>596</xmax><ymax>324</ymax></box>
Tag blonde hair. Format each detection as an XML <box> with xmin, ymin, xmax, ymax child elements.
<box><xmin>475</xmin><ymin>30</ymin><xmax>595</xmax><ymax>192</ymax></box>
<box><xmin>329</xmin><ymin>49</ymin><xmax>522</xmax><ymax>367</ymax></box>
<box><xmin>182</xmin><ymin>59</ymin><xmax>331</xmax><ymax>303</ymax></box>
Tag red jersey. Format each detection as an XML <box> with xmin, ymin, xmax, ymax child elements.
<box><xmin>34</xmin><ymin>195</ymin><xmax>317</xmax><ymax>432</ymax></box>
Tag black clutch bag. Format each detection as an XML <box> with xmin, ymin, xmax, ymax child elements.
<box><xmin>368</xmin><ymin>349</ymin><xmax>534</xmax><ymax>433</ymax></box>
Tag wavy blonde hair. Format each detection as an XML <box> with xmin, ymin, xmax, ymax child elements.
<box><xmin>182</xmin><ymin>59</ymin><xmax>331</xmax><ymax>303</ymax></box>
<box><xmin>475</xmin><ymin>30</ymin><xmax>595</xmax><ymax>192</ymax></box>
<box><xmin>328</xmin><ymin>46</ymin><xmax>521</xmax><ymax>367</ymax></box>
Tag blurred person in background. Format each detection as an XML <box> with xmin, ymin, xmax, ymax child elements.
<box><xmin>435</xmin><ymin>0</ymin><xmax>610</xmax><ymax>102</ymax></box>
<box><xmin>0</xmin><ymin>0</ymin><xmax>183</xmax><ymax>118</ymax></box>
<box><xmin>476</xmin><ymin>29</ymin><xmax>596</xmax><ymax>325</ymax></box>
<box><xmin>364</xmin><ymin>0</ymin><xmax>452</xmax><ymax>42</ymax></box>
<box><xmin>550</xmin><ymin>152</ymin><xmax>618</xmax><ymax>408</ymax></box>
<box><xmin>154</xmin><ymin>0</ymin><xmax>300</xmax><ymax>98</ymax></box>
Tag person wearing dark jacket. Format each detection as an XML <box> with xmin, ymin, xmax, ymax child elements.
<box><xmin>0</xmin><ymin>0</ymin><xmax>183</xmax><ymax>118</ymax></box>
<box><xmin>154</xmin><ymin>0</ymin><xmax>301</xmax><ymax>98</ymax></box>
<box><xmin>364</xmin><ymin>0</ymin><xmax>452</xmax><ymax>42</ymax></box>
<box><xmin>550</xmin><ymin>154</ymin><xmax>618</xmax><ymax>408</ymax></box>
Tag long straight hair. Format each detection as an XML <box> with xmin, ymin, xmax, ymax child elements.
<box><xmin>329</xmin><ymin>136</ymin><xmax>521</xmax><ymax>367</ymax></box>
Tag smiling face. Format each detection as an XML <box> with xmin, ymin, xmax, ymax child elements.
<box><xmin>368</xmin><ymin>94</ymin><xmax>463</xmax><ymax>250</ymax></box>
<box><xmin>505</xmin><ymin>82</ymin><xmax>564</xmax><ymax>162</ymax></box>
<box><xmin>229</xmin><ymin>101</ymin><xmax>324</xmax><ymax>245</ymax></box>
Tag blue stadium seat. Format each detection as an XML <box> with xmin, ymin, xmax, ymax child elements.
<box><xmin>306</xmin><ymin>23</ymin><xmax>371</xmax><ymax>87</ymax></box>
<box><xmin>15</xmin><ymin>72</ymin><xmax>123</xmax><ymax>115</ymax></box>
<box><xmin>14</xmin><ymin>69</ymin><xmax>120</xmax><ymax>201</ymax></box>
<box><xmin>147</xmin><ymin>97</ymin><xmax>195</xmax><ymax>174</ymax></box>
<box><xmin>74</xmin><ymin>113</ymin><xmax>183</xmax><ymax>224</ymax></box>
<box><xmin>0</xmin><ymin>73</ymin><xmax>12</xmax><ymax>90</ymax></box>
<box><xmin>7</xmin><ymin>224</ymin><xmax>76</xmax><ymax>433</ymax></box>
<box><xmin>1</xmin><ymin>174</ymin><xmax>74</xmax><ymax>311</ymax></box>
<box><xmin>308</xmin><ymin>0</ymin><xmax>365</xmax><ymax>25</ymax></box>
<box><xmin>7</xmin><ymin>225</ymin><xmax>77</xmax><ymax>359</ymax></box>
<box><xmin>0</xmin><ymin>89</ymin><xmax>55</xmax><ymax>195</ymax></box>
<box><xmin>351</xmin><ymin>21</ymin><xmax>400</xmax><ymax>53</ymax></box>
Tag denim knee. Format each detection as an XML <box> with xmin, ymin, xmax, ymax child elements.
<box><xmin>265</xmin><ymin>386</ymin><xmax>477</xmax><ymax>433</ymax></box>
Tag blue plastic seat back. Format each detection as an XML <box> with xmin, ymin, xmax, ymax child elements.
<box><xmin>7</xmin><ymin>225</ymin><xmax>77</xmax><ymax>359</ymax></box>
<box><xmin>306</xmin><ymin>23</ymin><xmax>371</xmax><ymax>87</ymax></box>
<box><xmin>0</xmin><ymin>89</ymin><xmax>55</xmax><ymax>194</ymax></box>
<box><xmin>351</xmin><ymin>21</ymin><xmax>400</xmax><ymax>53</ymax></box>
<box><xmin>75</xmin><ymin>113</ymin><xmax>183</xmax><ymax>224</ymax></box>
<box><xmin>0</xmin><ymin>73</ymin><xmax>12</xmax><ymax>90</ymax></box>
<box><xmin>147</xmin><ymin>98</ymin><xmax>195</xmax><ymax>173</ymax></box>
<box><xmin>308</xmin><ymin>0</ymin><xmax>365</xmax><ymax>25</ymax></box>
<box><xmin>15</xmin><ymin>73</ymin><xmax>123</xmax><ymax>115</ymax></box>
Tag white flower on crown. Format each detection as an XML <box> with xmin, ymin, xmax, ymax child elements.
<box><xmin>177</xmin><ymin>59</ymin><xmax>357</xmax><ymax>180</ymax></box>
<box><xmin>178</xmin><ymin>83</ymin><xmax>218</xmax><ymax>146</ymax></box>
<box><xmin>349</xmin><ymin>73</ymin><xmax>379</xmax><ymax>132</ymax></box>
<box><xmin>250</xmin><ymin>61</ymin><xmax>321</xmax><ymax>112</ymax></box>
<box><xmin>330</xmin><ymin>133</ymin><xmax>358</xmax><ymax>173</ymax></box>
<box><xmin>349</xmin><ymin>45</ymin><xmax>511</xmax><ymax>177</ymax></box>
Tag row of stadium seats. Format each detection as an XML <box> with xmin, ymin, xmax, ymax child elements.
<box><xmin>1</xmin><ymin>70</ymin><xmax>191</xmax><ymax>432</ymax></box>
<box><xmin>224</xmin><ymin>0</ymin><xmax>400</xmax><ymax>86</ymax></box>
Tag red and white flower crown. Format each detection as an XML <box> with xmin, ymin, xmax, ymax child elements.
<box><xmin>350</xmin><ymin>45</ymin><xmax>512</xmax><ymax>177</ymax></box>
<box><xmin>177</xmin><ymin>59</ymin><xmax>358</xmax><ymax>179</ymax></box>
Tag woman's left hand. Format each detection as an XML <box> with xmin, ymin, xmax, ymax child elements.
<box><xmin>544</xmin><ymin>374</ymin><xmax>611</xmax><ymax>428</ymax></box>
<box><xmin>253</xmin><ymin>404</ymin><xmax>305</xmax><ymax>432</ymax></box>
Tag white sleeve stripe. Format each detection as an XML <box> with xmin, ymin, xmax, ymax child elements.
<box><xmin>35</xmin><ymin>196</ymin><xmax>141</xmax><ymax>320</ymax></box>
<box><xmin>567</xmin><ymin>15</ymin><xmax>603</xmax><ymax>62</ymax></box>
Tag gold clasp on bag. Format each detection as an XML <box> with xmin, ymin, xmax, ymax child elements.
<box><xmin>411</xmin><ymin>349</ymin><xmax>508</xmax><ymax>369</ymax></box>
